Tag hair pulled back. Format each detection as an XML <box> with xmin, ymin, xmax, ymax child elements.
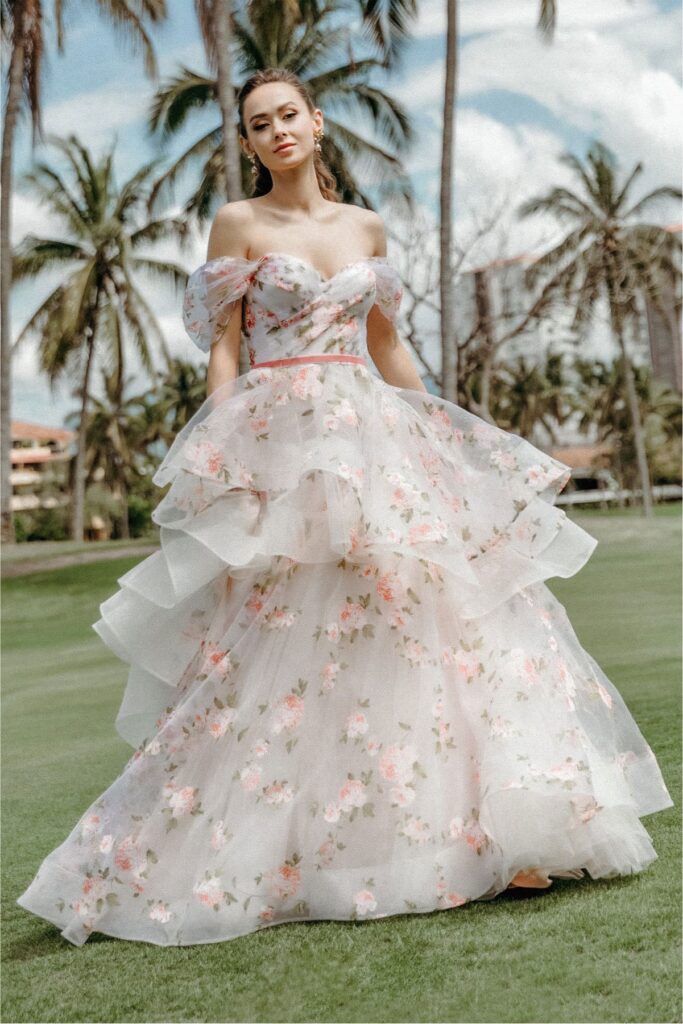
<box><xmin>237</xmin><ymin>68</ymin><xmax>339</xmax><ymax>202</ymax></box>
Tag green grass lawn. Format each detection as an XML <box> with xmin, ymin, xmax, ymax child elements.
<box><xmin>2</xmin><ymin>509</ymin><xmax>681</xmax><ymax>1024</ymax></box>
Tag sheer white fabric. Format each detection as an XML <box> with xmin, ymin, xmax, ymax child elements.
<box><xmin>16</xmin><ymin>251</ymin><xmax>673</xmax><ymax>947</ymax></box>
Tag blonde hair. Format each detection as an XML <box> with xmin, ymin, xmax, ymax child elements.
<box><xmin>237</xmin><ymin>68</ymin><xmax>340</xmax><ymax>202</ymax></box>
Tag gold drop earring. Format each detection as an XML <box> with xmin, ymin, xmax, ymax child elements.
<box><xmin>246</xmin><ymin>150</ymin><xmax>258</xmax><ymax>179</ymax></box>
<box><xmin>314</xmin><ymin>128</ymin><xmax>324</xmax><ymax>152</ymax></box>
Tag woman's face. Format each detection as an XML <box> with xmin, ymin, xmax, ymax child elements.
<box><xmin>241</xmin><ymin>81</ymin><xmax>322</xmax><ymax>174</ymax></box>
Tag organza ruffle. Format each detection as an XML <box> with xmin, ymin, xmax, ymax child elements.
<box><xmin>93</xmin><ymin>361</ymin><xmax>600</xmax><ymax>748</ymax></box>
<box><xmin>152</xmin><ymin>361</ymin><xmax>597</xmax><ymax>619</ymax></box>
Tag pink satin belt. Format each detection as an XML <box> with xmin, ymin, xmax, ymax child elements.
<box><xmin>251</xmin><ymin>353</ymin><xmax>367</xmax><ymax>369</ymax></box>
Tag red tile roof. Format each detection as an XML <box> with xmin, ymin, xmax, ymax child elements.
<box><xmin>11</xmin><ymin>420</ymin><xmax>75</xmax><ymax>443</ymax></box>
<box><xmin>549</xmin><ymin>442</ymin><xmax>613</xmax><ymax>469</ymax></box>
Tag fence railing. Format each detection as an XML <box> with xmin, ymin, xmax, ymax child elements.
<box><xmin>556</xmin><ymin>484</ymin><xmax>682</xmax><ymax>506</ymax></box>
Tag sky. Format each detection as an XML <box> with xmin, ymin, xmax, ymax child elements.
<box><xmin>9</xmin><ymin>0</ymin><xmax>682</xmax><ymax>428</ymax></box>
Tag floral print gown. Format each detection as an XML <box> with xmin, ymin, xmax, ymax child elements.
<box><xmin>17</xmin><ymin>251</ymin><xmax>673</xmax><ymax>947</ymax></box>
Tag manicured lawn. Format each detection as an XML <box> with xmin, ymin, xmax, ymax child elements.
<box><xmin>2</xmin><ymin>509</ymin><xmax>680</xmax><ymax>1023</ymax></box>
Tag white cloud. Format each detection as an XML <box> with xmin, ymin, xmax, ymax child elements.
<box><xmin>461</xmin><ymin>21</ymin><xmax>682</xmax><ymax>184</ymax></box>
<box><xmin>41</xmin><ymin>80</ymin><xmax>151</xmax><ymax>148</ymax></box>
<box><xmin>11</xmin><ymin>190</ymin><xmax>65</xmax><ymax>244</ymax></box>
<box><xmin>412</xmin><ymin>0</ymin><xmax>665</xmax><ymax>38</ymax></box>
<box><xmin>393</xmin><ymin>1</ymin><xmax>681</xmax><ymax>224</ymax></box>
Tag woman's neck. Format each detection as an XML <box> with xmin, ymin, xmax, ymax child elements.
<box><xmin>263</xmin><ymin>160</ymin><xmax>326</xmax><ymax>218</ymax></box>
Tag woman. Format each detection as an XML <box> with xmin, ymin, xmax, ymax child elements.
<box><xmin>17</xmin><ymin>68</ymin><xmax>673</xmax><ymax>947</ymax></box>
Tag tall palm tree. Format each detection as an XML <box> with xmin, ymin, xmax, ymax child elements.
<box><xmin>1</xmin><ymin>0</ymin><xmax>167</xmax><ymax>543</ymax></box>
<box><xmin>147</xmin><ymin>0</ymin><xmax>413</xmax><ymax>220</ymax></box>
<box><xmin>439</xmin><ymin>0</ymin><xmax>457</xmax><ymax>403</ymax></box>
<box><xmin>11</xmin><ymin>133</ymin><xmax>190</xmax><ymax>540</ymax></box>
<box><xmin>2</xmin><ymin>1</ymin><xmax>51</xmax><ymax>544</ymax></box>
<box><xmin>437</xmin><ymin>0</ymin><xmax>558</xmax><ymax>404</ymax></box>
<box><xmin>195</xmin><ymin>0</ymin><xmax>242</xmax><ymax>202</ymax></box>
<box><xmin>517</xmin><ymin>141</ymin><xmax>681</xmax><ymax>516</ymax></box>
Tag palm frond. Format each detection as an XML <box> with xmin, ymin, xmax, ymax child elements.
<box><xmin>358</xmin><ymin>0</ymin><xmax>418</xmax><ymax>65</ymax></box>
<box><xmin>146</xmin><ymin>67</ymin><xmax>217</xmax><ymax>141</ymax></box>
<box><xmin>12</xmin><ymin>238</ymin><xmax>91</xmax><ymax>281</ymax></box>
<box><xmin>128</xmin><ymin>257</ymin><xmax>188</xmax><ymax>292</ymax></box>
<box><xmin>146</xmin><ymin>126</ymin><xmax>222</xmax><ymax>214</ymax></box>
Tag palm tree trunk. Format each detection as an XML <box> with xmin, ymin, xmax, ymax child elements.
<box><xmin>472</xmin><ymin>268</ymin><xmax>496</xmax><ymax>423</ymax></box>
<box><xmin>71</xmin><ymin>329</ymin><xmax>97</xmax><ymax>541</ymax></box>
<box><xmin>118</xmin><ymin>467</ymin><xmax>130</xmax><ymax>540</ymax></box>
<box><xmin>616</xmin><ymin>328</ymin><xmax>654</xmax><ymax>517</ymax></box>
<box><xmin>214</xmin><ymin>0</ymin><xmax>242</xmax><ymax>203</ymax></box>
<box><xmin>439</xmin><ymin>0</ymin><xmax>458</xmax><ymax>403</ymax></box>
<box><xmin>212</xmin><ymin>0</ymin><xmax>248</xmax><ymax>377</ymax></box>
<box><xmin>478</xmin><ymin>349</ymin><xmax>496</xmax><ymax>424</ymax></box>
<box><xmin>0</xmin><ymin>19</ymin><xmax>28</xmax><ymax>544</ymax></box>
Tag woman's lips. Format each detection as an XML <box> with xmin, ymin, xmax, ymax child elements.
<box><xmin>274</xmin><ymin>143</ymin><xmax>295</xmax><ymax>153</ymax></box>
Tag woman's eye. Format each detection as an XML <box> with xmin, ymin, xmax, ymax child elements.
<box><xmin>253</xmin><ymin>111</ymin><xmax>296</xmax><ymax>130</ymax></box>
<box><xmin>253</xmin><ymin>124</ymin><xmax>266</xmax><ymax>131</ymax></box>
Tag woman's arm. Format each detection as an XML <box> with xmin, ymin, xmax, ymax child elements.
<box><xmin>365</xmin><ymin>212</ymin><xmax>428</xmax><ymax>393</ymax></box>
<box><xmin>205</xmin><ymin>203</ymin><xmax>250</xmax><ymax>396</ymax></box>
<box><xmin>366</xmin><ymin>306</ymin><xmax>428</xmax><ymax>392</ymax></box>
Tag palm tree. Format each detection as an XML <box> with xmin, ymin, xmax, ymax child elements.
<box><xmin>67</xmin><ymin>368</ymin><xmax>147</xmax><ymax>540</ymax></box>
<box><xmin>439</xmin><ymin>0</ymin><xmax>458</xmax><ymax>403</ymax></box>
<box><xmin>11</xmin><ymin>133</ymin><xmax>190</xmax><ymax>541</ymax></box>
<box><xmin>195</xmin><ymin>0</ymin><xmax>243</xmax><ymax>202</ymax></box>
<box><xmin>1</xmin><ymin>0</ymin><xmax>168</xmax><ymax>544</ymax></box>
<box><xmin>146</xmin><ymin>0</ymin><xmax>414</xmax><ymax>220</ymax></box>
<box><xmin>437</xmin><ymin>0</ymin><xmax>558</xmax><ymax>404</ymax></box>
<box><xmin>1</xmin><ymin>1</ymin><xmax>44</xmax><ymax>544</ymax></box>
<box><xmin>517</xmin><ymin>141</ymin><xmax>681</xmax><ymax>516</ymax></box>
<box><xmin>154</xmin><ymin>357</ymin><xmax>208</xmax><ymax>438</ymax></box>
<box><xmin>489</xmin><ymin>350</ymin><xmax>574</xmax><ymax>443</ymax></box>
<box><xmin>574</xmin><ymin>355</ymin><xmax>682</xmax><ymax>495</ymax></box>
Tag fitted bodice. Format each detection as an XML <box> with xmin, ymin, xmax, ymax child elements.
<box><xmin>182</xmin><ymin>251</ymin><xmax>403</xmax><ymax>366</ymax></box>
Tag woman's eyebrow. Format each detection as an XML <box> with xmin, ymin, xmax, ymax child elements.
<box><xmin>249</xmin><ymin>103</ymin><xmax>297</xmax><ymax>123</ymax></box>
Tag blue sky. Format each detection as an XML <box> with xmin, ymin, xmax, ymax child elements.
<box><xmin>10</xmin><ymin>0</ymin><xmax>682</xmax><ymax>426</ymax></box>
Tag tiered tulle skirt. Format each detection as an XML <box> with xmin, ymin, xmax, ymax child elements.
<box><xmin>16</xmin><ymin>361</ymin><xmax>673</xmax><ymax>946</ymax></box>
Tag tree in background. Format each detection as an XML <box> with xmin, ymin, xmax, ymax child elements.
<box><xmin>438</xmin><ymin>0</ymin><xmax>558</xmax><ymax>404</ymax></box>
<box><xmin>574</xmin><ymin>356</ymin><xmax>682</xmax><ymax>494</ymax></box>
<box><xmin>11</xmin><ymin>133</ymin><xmax>189</xmax><ymax>540</ymax></box>
<box><xmin>518</xmin><ymin>141</ymin><xmax>681</xmax><ymax>516</ymax></box>
<box><xmin>1</xmin><ymin>0</ymin><xmax>168</xmax><ymax>543</ymax></box>
<box><xmin>67</xmin><ymin>368</ymin><xmax>144</xmax><ymax>540</ymax></box>
<box><xmin>195</xmin><ymin>0</ymin><xmax>243</xmax><ymax>202</ymax></box>
<box><xmin>153</xmin><ymin>357</ymin><xmax>208</xmax><ymax>438</ymax></box>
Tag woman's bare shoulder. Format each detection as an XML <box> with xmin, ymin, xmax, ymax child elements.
<box><xmin>341</xmin><ymin>205</ymin><xmax>386</xmax><ymax>256</ymax></box>
<box><xmin>340</xmin><ymin>203</ymin><xmax>384</xmax><ymax>226</ymax></box>
<box><xmin>207</xmin><ymin>199</ymin><xmax>262</xmax><ymax>260</ymax></box>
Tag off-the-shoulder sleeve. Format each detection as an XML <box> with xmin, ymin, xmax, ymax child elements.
<box><xmin>182</xmin><ymin>256</ymin><xmax>261</xmax><ymax>353</ymax></box>
<box><xmin>370</xmin><ymin>258</ymin><xmax>403</xmax><ymax>323</ymax></box>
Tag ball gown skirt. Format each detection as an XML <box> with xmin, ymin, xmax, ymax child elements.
<box><xmin>16</xmin><ymin>251</ymin><xmax>674</xmax><ymax>946</ymax></box>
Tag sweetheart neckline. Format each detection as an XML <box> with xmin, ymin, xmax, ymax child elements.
<box><xmin>201</xmin><ymin>251</ymin><xmax>391</xmax><ymax>285</ymax></box>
